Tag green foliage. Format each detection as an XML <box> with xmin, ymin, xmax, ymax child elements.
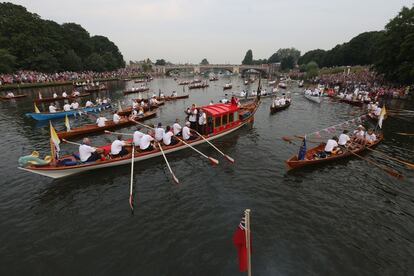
<box><xmin>155</xmin><ymin>59</ymin><xmax>166</xmax><ymax>66</ymax></box>
<box><xmin>0</xmin><ymin>49</ymin><xmax>17</xmax><ymax>73</ymax></box>
<box><xmin>200</xmin><ymin>58</ymin><xmax>209</xmax><ymax>65</ymax></box>
<box><xmin>305</xmin><ymin>61</ymin><xmax>319</xmax><ymax>79</ymax></box>
<box><xmin>242</xmin><ymin>50</ymin><xmax>253</xmax><ymax>65</ymax></box>
<box><xmin>0</xmin><ymin>3</ymin><xmax>125</xmax><ymax>72</ymax></box>
<box><xmin>281</xmin><ymin>56</ymin><xmax>295</xmax><ymax>71</ymax></box>
<box><xmin>375</xmin><ymin>6</ymin><xmax>414</xmax><ymax>84</ymax></box>
<box><xmin>84</xmin><ymin>53</ymin><xmax>106</xmax><ymax>72</ymax></box>
<box><xmin>142</xmin><ymin>63</ymin><xmax>152</xmax><ymax>72</ymax></box>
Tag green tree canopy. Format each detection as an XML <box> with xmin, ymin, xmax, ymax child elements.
<box><xmin>0</xmin><ymin>49</ymin><xmax>17</xmax><ymax>73</ymax></box>
<box><xmin>155</xmin><ymin>59</ymin><xmax>166</xmax><ymax>66</ymax></box>
<box><xmin>200</xmin><ymin>58</ymin><xmax>209</xmax><ymax>65</ymax></box>
<box><xmin>242</xmin><ymin>49</ymin><xmax>253</xmax><ymax>65</ymax></box>
<box><xmin>84</xmin><ymin>53</ymin><xmax>106</xmax><ymax>72</ymax></box>
<box><xmin>60</xmin><ymin>50</ymin><xmax>82</xmax><ymax>72</ymax></box>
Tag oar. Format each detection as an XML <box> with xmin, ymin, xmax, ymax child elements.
<box><xmin>130</xmin><ymin>119</ymin><xmax>219</xmax><ymax>165</ymax></box>
<box><xmin>345</xmin><ymin>143</ymin><xmax>403</xmax><ymax>179</ymax></box>
<box><xmin>62</xmin><ymin>139</ymin><xmax>81</xmax><ymax>146</ymax></box>
<box><xmin>129</xmin><ymin>144</ymin><xmax>135</xmax><ymax>212</ymax></box>
<box><xmin>363</xmin><ymin>147</ymin><xmax>414</xmax><ymax>170</ymax></box>
<box><xmin>157</xmin><ymin>142</ymin><xmax>179</xmax><ymax>184</ymax></box>
<box><xmin>396</xmin><ymin>132</ymin><xmax>414</xmax><ymax>136</ymax></box>
<box><xmin>192</xmin><ymin>129</ymin><xmax>234</xmax><ymax>163</ymax></box>
<box><xmin>105</xmin><ymin>130</ymin><xmax>133</xmax><ymax>136</ymax></box>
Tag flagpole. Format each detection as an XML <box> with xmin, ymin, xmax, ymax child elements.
<box><xmin>244</xmin><ymin>209</ymin><xmax>252</xmax><ymax>276</ymax></box>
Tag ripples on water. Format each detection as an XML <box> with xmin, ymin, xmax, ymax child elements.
<box><xmin>0</xmin><ymin>77</ymin><xmax>413</xmax><ymax>275</ymax></box>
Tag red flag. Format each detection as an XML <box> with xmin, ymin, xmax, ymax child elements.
<box><xmin>233</xmin><ymin>222</ymin><xmax>252</xmax><ymax>272</ymax></box>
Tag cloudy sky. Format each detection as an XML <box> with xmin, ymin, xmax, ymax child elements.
<box><xmin>8</xmin><ymin>0</ymin><xmax>413</xmax><ymax>64</ymax></box>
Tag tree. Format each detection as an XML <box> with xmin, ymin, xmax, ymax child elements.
<box><xmin>0</xmin><ymin>49</ymin><xmax>17</xmax><ymax>73</ymax></box>
<box><xmin>84</xmin><ymin>53</ymin><xmax>106</xmax><ymax>72</ymax></box>
<box><xmin>101</xmin><ymin>52</ymin><xmax>118</xmax><ymax>71</ymax></box>
<box><xmin>281</xmin><ymin>56</ymin><xmax>295</xmax><ymax>71</ymax></box>
<box><xmin>242</xmin><ymin>49</ymin><xmax>253</xmax><ymax>65</ymax></box>
<box><xmin>142</xmin><ymin>63</ymin><xmax>152</xmax><ymax>72</ymax></box>
<box><xmin>27</xmin><ymin>52</ymin><xmax>60</xmax><ymax>72</ymax></box>
<box><xmin>306</xmin><ymin>61</ymin><xmax>319</xmax><ymax>78</ymax></box>
<box><xmin>60</xmin><ymin>49</ymin><xmax>82</xmax><ymax>71</ymax></box>
<box><xmin>200</xmin><ymin>58</ymin><xmax>209</xmax><ymax>65</ymax></box>
<box><xmin>155</xmin><ymin>59</ymin><xmax>166</xmax><ymax>66</ymax></box>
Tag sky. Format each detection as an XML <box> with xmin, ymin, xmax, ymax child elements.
<box><xmin>7</xmin><ymin>0</ymin><xmax>413</xmax><ymax>64</ymax></box>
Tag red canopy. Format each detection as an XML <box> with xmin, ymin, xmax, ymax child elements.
<box><xmin>201</xmin><ymin>103</ymin><xmax>238</xmax><ymax>117</ymax></box>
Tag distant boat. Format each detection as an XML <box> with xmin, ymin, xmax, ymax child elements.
<box><xmin>268</xmin><ymin>80</ymin><xmax>276</xmax><ymax>85</ymax></box>
<box><xmin>223</xmin><ymin>83</ymin><xmax>233</xmax><ymax>90</ymax></box>
<box><xmin>278</xmin><ymin>82</ymin><xmax>287</xmax><ymax>89</ymax></box>
<box><xmin>298</xmin><ymin>80</ymin><xmax>304</xmax><ymax>87</ymax></box>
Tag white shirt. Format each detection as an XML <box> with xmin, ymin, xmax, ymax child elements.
<box><xmin>71</xmin><ymin>102</ymin><xmax>79</xmax><ymax>109</ymax></box>
<box><xmin>182</xmin><ymin>126</ymin><xmax>191</xmax><ymax>140</ymax></box>
<box><xmin>163</xmin><ymin>131</ymin><xmax>174</xmax><ymax>145</ymax></box>
<box><xmin>113</xmin><ymin>113</ymin><xmax>121</xmax><ymax>124</ymax></box>
<box><xmin>198</xmin><ymin>112</ymin><xmax>206</xmax><ymax>125</ymax></box>
<box><xmin>338</xmin><ymin>134</ymin><xmax>350</xmax><ymax>146</ymax></box>
<box><xmin>133</xmin><ymin>131</ymin><xmax>144</xmax><ymax>145</ymax></box>
<box><xmin>155</xmin><ymin>127</ymin><xmax>165</xmax><ymax>141</ymax></box>
<box><xmin>53</xmin><ymin>93</ymin><xmax>58</xmax><ymax>98</ymax></box>
<box><xmin>62</xmin><ymin>92</ymin><xmax>68</xmax><ymax>98</ymax></box>
<box><xmin>85</xmin><ymin>100</ymin><xmax>93</xmax><ymax>107</ymax></box>
<box><xmin>365</xmin><ymin>133</ymin><xmax>376</xmax><ymax>143</ymax></box>
<box><xmin>73</xmin><ymin>91</ymin><xmax>80</xmax><ymax>96</ymax></box>
<box><xmin>354</xmin><ymin>130</ymin><xmax>365</xmax><ymax>139</ymax></box>
<box><xmin>280</xmin><ymin>98</ymin><xmax>286</xmax><ymax>105</ymax></box>
<box><xmin>374</xmin><ymin>107</ymin><xmax>381</xmax><ymax>116</ymax></box>
<box><xmin>189</xmin><ymin>109</ymin><xmax>197</xmax><ymax>122</ymax></box>
<box><xmin>49</xmin><ymin>105</ymin><xmax>57</xmax><ymax>113</ymax></box>
<box><xmin>96</xmin><ymin>117</ymin><xmax>107</xmax><ymax>127</ymax></box>
<box><xmin>173</xmin><ymin>123</ymin><xmax>182</xmax><ymax>135</ymax></box>
<box><xmin>139</xmin><ymin>134</ymin><xmax>154</xmax><ymax>150</ymax></box>
<box><xmin>324</xmin><ymin>139</ymin><xmax>338</xmax><ymax>152</ymax></box>
<box><xmin>79</xmin><ymin>144</ymin><xmax>96</xmax><ymax>162</ymax></box>
<box><xmin>63</xmin><ymin>104</ymin><xmax>71</xmax><ymax>111</ymax></box>
<box><xmin>111</xmin><ymin>139</ymin><xmax>125</xmax><ymax>155</ymax></box>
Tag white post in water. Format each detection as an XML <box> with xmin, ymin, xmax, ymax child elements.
<box><xmin>245</xmin><ymin>209</ymin><xmax>252</xmax><ymax>276</ymax></box>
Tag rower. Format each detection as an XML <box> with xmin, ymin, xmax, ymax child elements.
<box><xmin>113</xmin><ymin>111</ymin><xmax>121</xmax><ymax>124</ymax></box>
<box><xmin>139</xmin><ymin>130</ymin><xmax>154</xmax><ymax>151</ymax></box>
<box><xmin>183</xmin><ymin>121</ymin><xmax>196</xmax><ymax>141</ymax></box>
<box><xmin>338</xmin><ymin>130</ymin><xmax>351</xmax><ymax>147</ymax></box>
<box><xmin>53</xmin><ymin>92</ymin><xmax>58</xmax><ymax>98</ymax></box>
<box><xmin>324</xmin><ymin>136</ymin><xmax>340</xmax><ymax>156</ymax></box>
<box><xmin>280</xmin><ymin>97</ymin><xmax>286</xmax><ymax>106</ymax></box>
<box><xmin>71</xmin><ymin>101</ymin><xmax>79</xmax><ymax>109</ymax></box>
<box><xmin>102</xmin><ymin>98</ymin><xmax>109</xmax><ymax>104</ymax></box>
<box><xmin>155</xmin><ymin>122</ymin><xmax>165</xmax><ymax>142</ymax></box>
<box><xmin>96</xmin><ymin>115</ymin><xmax>108</xmax><ymax>127</ymax></box>
<box><xmin>79</xmin><ymin>138</ymin><xmax>104</xmax><ymax>162</ymax></box>
<box><xmin>353</xmin><ymin>125</ymin><xmax>366</xmax><ymax>144</ymax></box>
<box><xmin>365</xmin><ymin>129</ymin><xmax>377</xmax><ymax>145</ymax></box>
<box><xmin>63</xmin><ymin>103</ymin><xmax>72</xmax><ymax>111</ymax></box>
<box><xmin>198</xmin><ymin>109</ymin><xmax>207</xmax><ymax>134</ymax></box>
<box><xmin>160</xmin><ymin>92</ymin><xmax>165</xmax><ymax>98</ymax></box>
<box><xmin>163</xmin><ymin>126</ymin><xmax>178</xmax><ymax>146</ymax></box>
<box><xmin>373</xmin><ymin>105</ymin><xmax>381</xmax><ymax>117</ymax></box>
<box><xmin>7</xmin><ymin>92</ymin><xmax>14</xmax><ymax>97</ymax></box>
<box><xmin>133</xmin><ymin>126</ymin><xmax>144</xmax><ymax>146</ymax></box>
<box><xmin>49</xmin><ymin>103</ymin><xmax>57</xmax><ymax>113</ymax></box>
<box><xmin>62</xmin><ymin>91</ymin><xmax>68</xmax><ymax>98</ymax></box>
<box><xmin>110</xmin><ymin>135</ymin><xmax>130</xmax><ymax>157</ymax></box>
<box><xmin>85</xmin><ymin>100</ymin><xmax>93</xmax><ymax>107</ymax></box>
<box><xmin>173</xmin><ymin>118</ymin><xmax>182</xmax><ymax>136</ymax></box>
<box><xmin>172</xmin><ymin>91</ymin><xmax>177</xmax><ymax>97</ymax></box>
<box><xmin>240</xmin><ymin>90</ymin><xmax>246</xmax><ymax>97</ymax></box>
<box><xmin>72</xmin><ymin>90</ymin><xmax>80</xmax><ymax>97</ymax></box>
<box><xmin>188</xmin><ymin>104</ymin><xmax>198</xmax><ymax>130</ymax></box>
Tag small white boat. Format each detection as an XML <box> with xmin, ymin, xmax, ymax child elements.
<box><xmin>304</xmin><ymin>93</ymin><xmax>321</xmax><ymax>104</ymax></box>
<box><xmin>268</xmin><ymin>80</ymin><xmax>276</xmax><ymax>85</ymax></box>
<box><xmin>278</xmin><ymin>82</ymin><xmax>287</xmax><ymax>89</ymax></box>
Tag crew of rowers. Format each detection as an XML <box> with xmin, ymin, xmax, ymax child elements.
<box><xmin>129</xmin><ymin>84</ymin><xmax>148</xmax><ymax>91</ymax></box>
<box><xmin>272</xmin><ymin>96</ymin><xmax>291</xmax><ymax>107</ymax></box>
<box><xmin>78</xmin><ymin>118</ymin><xmax>199</xmax><ymax>162</ymax></box>
<box><xmin>321</xmin><ymin>125</ymin><xmax>378</xmax><ymax>157</ymax></box>
<box><xmin>239</xmin><ymin>89</ymin><xmax>269</xmax><ymax>98</ymax></box>
<box><xmin>48</xmin><ymin>97</ymin><xmax>110</xmax><ymax>113</ymax></box>
<box><xmin>51</xmin><ymin>90</ymin><xmax>81</xmax><ymax>99</ymax></box>
<box><xmin>305</xmin><ymin>88</ymin><xmax>322</xmax><ymax>96</ymax></box>
<box><xmin>367</xmin><ymin>102</ymin><xmax>382</xmax><ymax>118</ymax></box>
<box><xmin>337</xmin><ymin>88</ymin><xmax>372</xmax><ymax>102</ymax></box>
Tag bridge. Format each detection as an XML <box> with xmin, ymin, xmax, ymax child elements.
<box><xmin>154</xmin><ymin>64</ymin><xmax>270</xmax><ymax>76</ymax></box>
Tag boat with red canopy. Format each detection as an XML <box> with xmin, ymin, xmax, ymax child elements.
<box><xmin>18</xmin><ymin>99</ymin><xmax>260</xmax><ymax>178</ymax></box>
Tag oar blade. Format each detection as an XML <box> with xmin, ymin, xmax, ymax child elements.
<box><xmin>209</xmin><ymin>157</ymin><xmax>219</xmax><ymax>166</ymax></box>
<box><xmin>172</xmin><ymin>174</ymin><xmax>180</xmax><ymax>185</ymax></box>
<box><xmin>282</xmin><ymin>136</ymin><xmax>293</xmax><ymax>143</ymax></box>
<box><xmin>225</xmin><ymin>155</ymin><xmax>235</xmax><ymax>163</ymax></box>
<box><xmin>129</xmin><ymin>194</ymin><xmax>134</xmax><ymax>212</ymax></box>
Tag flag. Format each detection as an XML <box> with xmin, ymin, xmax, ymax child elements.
<box><xmin>118</xmin><ymin>100</ymin><xmax>123</xmax><ymax>112</ymax></box>
<box><xmin>298</xmin><ymin>136</ymin><xmax>307</xmax><ymax>160</ymax></box>
<box><xmin>65</xmin><ymin>115</ymin><xmax>71</xmax><ymax>131</ymax></box>
<box><xmin>233</xmin><ymin>214</ymin><xmax>252</xmax><ymax>272</ymax></box>
<box><xmin>378</xmin><ymin>106</ymin><xmax>387</xmax><ymax>129</ymax></box>
<box><xmin>49</xmin><ymin>121</ymin><xmax>60</xmax><ymax>158</ymax></box>
<box><xmin>34</xmin><ymin>103</ymin><xmax>40</xmax><ymax>113</ymax></box>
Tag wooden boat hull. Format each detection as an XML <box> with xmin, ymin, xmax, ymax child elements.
<box><xmin>270</xmin><ymin>102</ymin><xmax>291</xmax><ymax>114</ymax></box>
<box><xmin>135</xmin><ymin>95</ymin><xmax>189</xmax><ymax>103</ymax></box>
<box><xmin>340</xmin><ymin>99</ymin><xmax>364</xmax><ymax>107</ymax></box>
<box><xmin>189</xmin><ymin>85</ymin><xmax>209</xmax><ymax>89</ymax></box>
<box><xmin>223</xmin><ymin>86</ymin><xmax>232</xmax><ymax>90</ymax></box>
<box><xmin>19</xmin><ymin>100</ymin><xmax>260</xmax><ymax>178</ymax></box>
<box><xmin>57</xmin><ymin>111</ymin><xmax>157</xmax><ymax>139</ymax></box>
<box><xmin>84</xmin><ymin>86</ymin><xmax>107</xmax><ymax>92</ymax></box>
<box><xmin>286</xmin><ymin>136</ymin><xmax>382</xmax><ymax>170</ymax></box>
<box><xmin>34</xmin><ymin>93</ymin><xmax>91</xmax><ymax>103</ymax></box>
<box><xmin>304</xmin><ymin>94</ymin><xmax>321</xmax><ymax>104</ymax></box>
<box><xmin>123</xmin><ymin>88</ymin><xmax>149</xmax><ymax>94</ymax></box>
<box><xmin>0</xmin><ymin>95</ymin><xmax>27</xmax><ymax>100</ymax></box>
<box><xmin>25</xmin><ymin>104</ymin><xmax>111</xmax><ymax>121</ymax></box>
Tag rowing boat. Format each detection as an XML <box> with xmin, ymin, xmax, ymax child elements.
<box><xmin>286</xmin><ymin>135</ymin><xmax>383</xmax><ymax>170</ymax></box>
<box><xmin>223</xmin><ymin>84</ymin><xmax>232</xmax><ymax>90</ymax></box>
<box><xmin>117</xmin><ymin>102</ymin><xmax>164</xmax><ymax>116</ymax></box>
<box><xmin>270</xmin><ymin>101</ymin><xmax>291</xmax><ymax>114</ymax></box>
<box><xmin>123</xmin><ymin>87</ymin><xmax>149</xmax><ymax>94</ymax></box>
<box><xmin>56</xmin><ymin>111</ymin><xmax>157</xmax><ymax>139</ymax></box>
<box><xmin>84</xmin><ymin>85</ymin><xmax>107</xmax><ymax>92</ymax></box>
<box><xmin>25</xmin><ymin>104</ymin><xmax>111</xmax><ymax>121</ymax></box>
<box><xmin>135</xmin><ymin>95</ymin><xmax>189</xmax><ymax>103</ymax></box>
<box><xmin>189</xmin><ymin>83</ymin><xmax>209</xmax><ymax>89</ymax></box>
<box><xmin>0</xmin><ymin>95</ymin><xmax>27</xmax><ymax>100</ymax></box>
<box><xmin>34</xmin><ymin>93</ymin><xmax>91</xmax><ymax>103</ymax></box>
<box><xmin>304</xmin><ymin>93</ymin><xmax>321</xmax><ymax>104</ymax></box>
<box><xmin>19</xmin><ymin>99</ymin><xmax>260</xmax><ymax>178</ymax></box>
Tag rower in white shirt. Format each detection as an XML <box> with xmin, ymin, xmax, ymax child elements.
<box><xmin>365</xmin><ymin>129</ymin><xmax>377</xmax><ymax>145</ymax></box>
<box><xmin>113</xmin><ymin>111</ymin><xmax>121</xmax><ymax>124</ymax></box>
<box><xmin>49</xmin><ymin>103</ymin><xmax>57</xmax><ymax>113</ymax></box>
<box><xmin>96</xmin><ymin>116</ymin><xmax>108</xmax><ymax>127</ymax></box>
<box><xmin>62</xmin><ymin>91</ymin><xmax>68</xmax><ymax>98</ymax></box>
<box><xmin>324</xmin><ymin>136</ymin><xmax>339</xmax><ymax>155</ymax></box>
<box><xmin>102</xmin><ymin>98</ymin><xmax>108</xmax><ymax>104</ymax></box>
<box><xmin>7</xmin><ymin>92</ymin><xmax>15</xmax><ymax>97</ymax></box>
<box><xmin>163</xmin><ymin>126</ymin><xmax>178</xmax><ymax>146</ymax></box>
<box><xmin>338</xmin><ymin>130</ymin><xmax>350</xmax><ymax>146</ymax></box>
<box><xmin>139</xmin><ymin>130</ymin><xmax>154</xmax><ymax>151</ymax></box>
<box><xmin>182</xmin><ymin>121</ymin><xmax>196</xmax><ymax>141</ymax></box>
<box><xmin>79</xmin><ymin>138</ymin><xmax>103</xmax><ymax>162</ymax></box>
<box><xmin>353</xmin><ymin>125</ymin><xmax>366</xmax><ymax>144</ymax></box>
<box><xmin>173</xmin><ymin>119</ymin><xmax>182</xmax><ymax>136</ymax></box>
<box><xmin>240</xmin><ymin>90</ymin><xmax>246</xmax><ymax>97</ymax></box>
<box><xmin>53</xmin><ymin>93</ymin><xmax>58</xmax><ymax>98</ymax></box>
<box><xmin>110</xmin><ymin>135</ymin><xmax>130</xmax><ymax>157</ymax></box>
<box><xmin>63</xmin><ymin>103</ymin><xmax>72</xmax><ymax>111</ymax></box>
<box><xmin>280</xmin><ymin>97</ymin><xmax>286</xmax><ymax>105</ymax></box>
<box><xmin>71</xmin><ymin>101</ymin><xmax>79</xmax><ymax>109</ymax></box>
<box><xmin>85</xmin><ymin>100</ymin><xmax>93</xmax><ymax>107</ymax></box>
<box><xmin>154</xmin><ymin>123</ymin><xmax>165</xmax><ymax>142</ymax></box>
<box><xmin>133</xmin><ymin>127</ymin><xmax>144</xmax><ymax>146</ymax></box>
<box><xmin>172</xmin><ymin>91</ymin><xmax>177</xmax><ymax>97</ymax></box>
<box><xmin>72</xmin><ymin>90</ymin><xmax>80</xmax><ymax>97</ymax></box>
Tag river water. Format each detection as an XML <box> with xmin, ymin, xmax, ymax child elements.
<box><xmin>0</xmin><ymin>76</ymin><xmax>413</xmax><ymax>275</ymax></box>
